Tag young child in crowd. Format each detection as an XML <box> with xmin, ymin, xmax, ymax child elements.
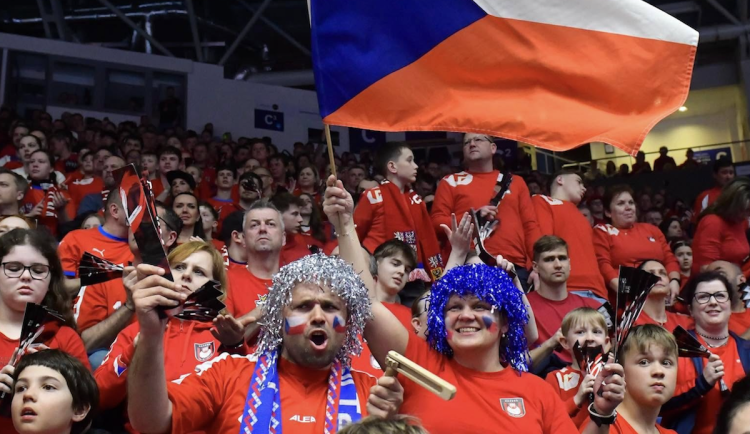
<box><xmin>545</xmin><ymin>307</ymin><xmax>610</xmax><ymax>427</ymax></box>
<box><xmin>11</xmin><ymin>349</ymin><xmax>98</xmax><ymax>434</ymax></box>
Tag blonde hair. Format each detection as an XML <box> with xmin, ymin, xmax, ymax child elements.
<box><xmin>619</xmin><ymin>324</ymin><xmax>677</xmax><ymax>361</ymax></box>
<box><xmin>167</xmin><ymin>241</ymin><xmax>227</xmax><ymax>294</ymax></box>
<box><xmin>561</xmin><ymin>307</ymin><xmax>607</xmax><ymax>336</ymax></box>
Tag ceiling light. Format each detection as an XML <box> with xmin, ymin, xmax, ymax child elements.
<box><xmin>678</xmin><ymin>106</ymin><xmax>688</xmax><ymax>112</ymax></box>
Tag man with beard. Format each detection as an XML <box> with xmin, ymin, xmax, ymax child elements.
<box><xmin>127</xmin><ymin>253</ymin><xmax>403</xmax><ymax>433</ymax></box>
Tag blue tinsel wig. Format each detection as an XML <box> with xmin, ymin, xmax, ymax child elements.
<box><xmin>426</xmin><ymin>263</ymin><xmax>529</xmax><ymax>372</ymax></box>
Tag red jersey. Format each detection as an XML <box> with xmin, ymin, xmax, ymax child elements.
<box><xmin>54</xmin><ymin>153</ymin><xmax>79</xmax><ymax>174</ymax></box>
<box><xmin>0</xmin><ymin>326</ymin><xmax>91</xmax><ymax>434</ymax></box>
<box><xmin>59</xmin><ymin>226</ymin><xmax>133</xmax><ymax>277</ymax></box>
<box><xmin>729</xmin><ymin>309</ymin><xmax>750</xmax><ymax>336</ymax></box>
<box><xmin>166</xmin><ymin>353</ymin><xmax>376</xmax><ymax>434</ymax></box>
<box><xmin>693</xmin><ymin>187</ymin><xmax>722</xmax><ymax>217</ymax></box>
<box><xmin>692</xmin><ymin>215</ymin><xmax>749</xmax><ymax>274</ymax></box>
<box><xmin>73</xmin><ymin>279</ymin><xmax>131</xmax><ymax>333</ymax></box>
<box><xmin>533</xmin><ymin>195</ymin><xmax>607</xmax><ymax>298</ymax></box>
<box><xmin>67</xmin><ymin>176</ymin><xmax>104</xmax><ymax>213</ymax></box>
<box><xmin>633</xmin><ymin>310</ymin><xmax>693</xmax><ymax>333</ymax></box>
<box><xmin>398</xmin><ymin>334</ymin><xmax>578</xmax><ymax>434</ymax></box>
<box><xmin>224</xmin><ymin>266</ymin><xmax>272</xmax><ymax>317</ymax></box>
<box><xmin>206</xmin><ymin>197</ymin><xmax>242</xmax><ymax>233</ymax></box>
<box><xmin>593</xmin><ymin>223</ymin><xmax>679</xmax><ymax>284</ymax></box>
<box><xmin>20</xmin><ymin>185</ymin><xmax>75</xmax><ymax>237</ymax></box>
<box><xmin>432</xmin><ymin>171</ymin><xmax>541</xmax><ymax>267</ymax></box>
<box><xmin>96</xmin><ymin>319</ymin><xmax>246</xmax><ymax>433</ymax></box>
<box><xmin>674</xmin><ymin>335</ymin><xmax>745</xmax><ymax>434</ymax></box>
<box><xmin>350</xmin><ymin>302</ymin><xmax>413</xmax><ymax>377</ymax></box>
<box><xmin>544</xmin><ymin>366</ymin><xmax>588</xmax><ymax>426</ymax></box>
<box><xmin>280</xmin><ymin>233</ymin><xmax>313</xmax><ymax>265</ymax></box>
<box><xmin>526</xmin><ymin>291</ymin><xmax>600</xmax><ymax>363</ymax></box>
<box><xmin>606</xmin><ymin>417</ymin><xmax>676</xmax><ymax>434</ymax></box>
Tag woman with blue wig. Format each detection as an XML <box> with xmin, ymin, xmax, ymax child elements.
<box><xmin>324</xmin><ymin>175</ymin><xmax>625</xmax><ymax>434</ymax></box>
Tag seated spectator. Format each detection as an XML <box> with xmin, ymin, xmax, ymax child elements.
<box><xmin>635</xmin><ymin>259</ymin><xmax>693</xmax><ymax>331</ymax></box>
<box><xmin>80</xmin><ymin>213</ymin><xmax>103</xmax><ymax>230</ymax></box>
<box><xmin>49</xmin><ymin>131</ymin><xmax>78</xmax><ymax>175</ymax></box>
<box><xmin>660</xmin><ymin>216</ymin><xmax>684</xmax><ymax>243</ymax></box>
<box><xmin>654</xmin><ymin>146</ymin><xmax>676</xmax><ymax>171</ymax></box>
<box><xmin>237</xmin><ymin>171</ymin><xmax>263</xmax><ymax>211</ymax></box>
<box><xmin>293</xmin><ymin>165</ymin><xmax>321</xmax><ymax>203</ymax></box>
<box><xmin>713</xmin><ymin>375</ymin><xmax>750</xmax><ymax>434</ymax></box>
<box><xmin>206</xmin><ymin>164</ymin><xmax>242</xmax><ymax>230</ymax></box>
<box><xmin>153</xmin><ymin>146</ymin><xmax>181</xmax><ymax>201</ymax></box>
<box><xmin>664</xmin><ymin>272</ymin><xmax>750</xmax><ymax>433</ymax></box>
<box><xmin>172</xmin><ymin>192</ymin><xmax>205</xmax><ymax>245</ymax></box>
<box><xmin>74</xmin><ymin>203</ymin><xmax>179</xmax><ymax>367</ymax></box>
<box><xmin>0</xmin><ymin>229</ymin><xmax>89</xmax><ymax>432</ymax></box>
<box><xmin>219</xmin><ymin>210</ymin><xmax>246</xmax><ymax>270</ymax></box>
<box><xmin>20</xmin><ymin>150</ymin><xmax>74</xmax><ymax>237</ymax></box>
<box><xmin>527</xmin><ymin>236</ymin><xmax>601</xmax><ymax>371</ymax></box>
<box><xmin>345</xmin><ymin>164</ymin><xmax>367</xmax><ymax>202</ymax></box>
<box><xmin>8</xmin><ymin>350</ymin><xmax>98</xmax><ymax>434</ymax></box>
<box><xmin>671</xmin><ymin>240</ymin><xmax>693</xmax><ymax>287</ymax></box>
<box><xmin>299</xmin><ymin>192</ymin><xmax>330</xmax><ymax>245</ymax></box>
<box><xmin>67</xmin><ymin>152</ymin><xmax>104</xmax><ymax>214</ymax></box>
<box><xmin>692</xmin><ymin>178</ymin><xmax>750</xmax><ymax>275</ymax></box>
<box><xmin>0</xmin><ymin>168</ymin><xmax>26</xmax><ymax>216</ymax></box>
<box><xmin>410</xmin><ymin>289</ymin><xmax>430</xmax><ymax>340</ymax></box>
<box><xmin>95</xmin><ymin>241</ymin><xmax>248</xmax><ymax>433</ymax></box>
<box><xmin>545</xmin><ymin>307</ymin><xmax>610</xmax><ymax>426</ymax></box>
<box><xmin>166</xmin><ymin>169</ymin><xmax>195</xmax><ymax>198</ymax></box>
<box><xmin>268</xmin><ymin>153</ymin><xmax>293</xmax><ymax>192</ymax></box>
<box><xmin>0</xmin><ymin>215</ymin><xmax>32</xmax><ymax>236</ymax></box>
<box><xmin>704</xmin><ymin>260</ymin><xmax>750</xmax><ymax>337</ymax></box>
<box><xmin>249</xmin><ymin>138</ymin><xmax>269</xmax><ymax>167</ymax></box>
<box><xmin>578</xmin><ymin>203</ymin><xmax>595</xmax><ymax>227</ymax></box>
<box><xmin>140</xmin><ymin>151</ymin><xmax>158</xmax><ymax>180</ymax></box>
<box><xmin>643</xmin><ymin>208</ymin><xmax>663</xmax><ymax>227</ymax></box>
<box><xmin>593</xmin><ymin>185</ymin><xmax>680</xmax><ymax>301</ymax></box>
<box><xmin>272</xmin><ymin>192</ymin><xmax>313</xmax><ymax>265</ymax></box>
<box><xmin>252</xmin><ymin>166</ymin><xmax>275</xmax><ymax>198</ymax></box>
<box><xmin>694</xmin><ymin>156</ymin><xmax>735</xmax><ymax>216</ymax></box>
<box><xmin>198</xmin><ymin>201</ymin><xmax>224</xmax><ymax>251</ymax></box>
<box><xmin>76</xmin><ymin>155</ymin><xmax>124</xmax><ymax>217</ymax></box>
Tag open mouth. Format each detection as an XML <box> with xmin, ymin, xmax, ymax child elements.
<box><xmin>457</xmin><ymin>327</ymin><xmax>479</xmax><ymax>334</ymax></box>
<box><xmin>309</xmin><ymin>330</ymin><xmax>329</xmax><ymax>350</ymax></box>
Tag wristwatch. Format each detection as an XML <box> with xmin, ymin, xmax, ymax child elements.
<box><xmin>588</xmin><ymin>403</ymin><xmax>617</xmax><ymax>426</ymax></box>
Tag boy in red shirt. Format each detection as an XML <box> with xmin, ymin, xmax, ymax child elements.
<box><xmin>354</xmin><ymin>141</ymin><xmax>443</xmax><ymax>280</ymax></box>
<box><xmin>206</xmin><ymin>164</ymin><xmax>241</xmax><ymax>229</ymax></box>
<box><xmin>66</xmin><ymin>152</ymin><xmax>103</xmax><ymax>214</ymax></box>
<box><xmin>271</xmin><ymin>192</ymin><xmax>314</xmax><ymax>265</ymax></box>
<box><xmin>607</xmin><ymin>324</ymin><xmax>679</xmax><ymax>433</ymax></box>
<box><xmin>126</xmin><ymin>253</ymin><xmax>403</xmax><ymax>434</ymax></box>
<box><xmin>545</xmin><ymin>307</ymin><xmax>610</xmax><ymax>427</ymax></box>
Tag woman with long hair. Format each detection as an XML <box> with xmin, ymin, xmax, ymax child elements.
<box><xmin>692</xmin><ymin>178</ymin><xmax>750</xmax><ymax>274</ymax></box>
<box><xmin>0</xmin><ymin>229</ymin><xmax>89</xmax><ymax>433</ymax></box>
<box><xmin>593</xmin><ymin>184</ymin><xmax>681</xmax><ymax>303</ymax></box>
<box><xmin>299</xmin><ymin>192</ymin><xmax>329</xmax><ymax>245</ymax></box>
<box><xmin>293</xmin><ymin>165</ymin><xmax>322</xmax><ymax>203</ymax></box>
<box><xmin>172</xmin><ymin>192</ymin><xmax>206</xmax><ymax>245</ymax></box>
<box><xmin>20</xmin><ymin>150</ymin><xmax>74</xmax><ymax>237</ymax></box>
<box><xmin>94</xmin><ymin>241</ymin><xmax>247</xmax><ymax>433</ymax></box>
<box><xmin>324</xmin><ymin>175</ymin><xmax>625</xmax><ymax>434</ymax></box>
<box><xmin>198</xmin><ymin>201</ymin><xmax>225</xmax><ymax>251</ymax></box>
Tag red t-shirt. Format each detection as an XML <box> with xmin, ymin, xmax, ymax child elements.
<box><xmin>59</xmin><ymin>226</ymin><xmax>133</xmax><ymax>277</ymax></box>
<box><xmin>691</xmin><ymin>215</ymin><xmax>749</xmax><ymax>275</ymax></box>
<box><xmin>693</xmin><ymin>187</ymin><xmax>722</xmax><ymax>217</ymax></box>
<box><xmin>533</xmin><ymin>195</ymin><xmax>607</xmax><ymax>298</ymax></box>
<box><xmin>544</xmin><ymin>366</ymin><xmax>588</xmax><ymax>426</ymax></box>
<box><xmin>398</xmin><ymin>334</ymin><xmax>578</xmax><ymax>434</ymax></box>
<box><xmin>526</xmin><ymin>291</ymin><xmax>600</xmax><ymax>363</ymax></box>
<box><xmin>166</xmin><ymin>353</ymin><xmax>376</xmax><ymax>434</ymax></box>
<box><xmin>593</xmin><ymin>223</ymin><xmax>679</xmax><ymax>284</ymax></box>
<box><xmin>224</xmin><ymin>266</ymin><xmax>273</xmax><ymax>317</ymax></box>
<box><xmin>606</xmin><ymin>417</ymin><xmax>676</xmax><ymax>434</ymax></box>
<box><xmin>431</xmin><ymin>171</ymin><xmax>541</xmax><ymax>267</ymax></box>
<box><xmin>729</xmin><ymin>309</ymin><xmax>750</xmax><ymax>336</ymax></box>
<box><xmin>280</xmin><ymin>233</ymin><xmax>313</xmax><ymax>266</ymax></box>
<box><xmin>67</xmin><ymin>176</ymin><xmax>104</xmax><ymax>213</ymax></box>
<box><xmin>205</xmin><ymin>197</ymin><xmax>243</xmax><ymax>234</ymax></box>
<box><xmin>633</xmin><ymin>310</ymin><xmax>693</xmax><ymax>333</ymax></box>
<box><xmin>73</xmin><ymin>279</ymin><xmax>132</xmax><ymax>334</ymax></box>
<box><xmin>674</xmin><ymin>335</ymin><xmax>745</xmax><ymax>434</ymax></box>
<box><xmin>20</xmin><ymin>186</ymin><xmax>75</xmax><ymax>237</ymax></box>
<box><xmin>350</xmin><ymin>302</ymin><xmax>413</xmax><ymax>377</ymax></box>
<box><xmin>0</xmin><ymin>326</ymin><xmax>91</xmax><ymax>434</ymax></box>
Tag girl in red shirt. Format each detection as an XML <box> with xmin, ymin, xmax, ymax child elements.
<box><xmin>692</xmin><ymin>178</ymin><xmax>750</xmax><ymax>275</ymax></box>
<box><xmin>0</xmin><ymin>229</ymin><xmax>88</xmax><ymax>433</ymax></box>
<box><xmin>20</xmin><ymin>150</ymin><xmax>74</xmax><ymax>238</ymax></box>
<box><xmin>326</xmin><ymin>175</ymin><xmax>625</xmax><ymax>434</ymax></box>
<box><xmin>593</xmin><ymin>185</ymin><xmax>681</xmax><ymax>302</ymax></box>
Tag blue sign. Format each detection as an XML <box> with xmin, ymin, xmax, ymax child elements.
<box><xmin>349</xmin><ymin>128</ymin><xmax>386</xmax><ymax>153</ymax></box>
<box><xmin>254</xmin><ymin>109</ymin><xmax>284</xmax><ymax>131</ymax></box>
<box><xmin>693</xmin><ymin>147</ymin><xmax>732</xmax><ymax>164</ymax></box>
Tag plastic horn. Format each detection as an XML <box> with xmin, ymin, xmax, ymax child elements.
<box><xmin>384</xmin><ymin>350</ymin><xmax>456</xmax><ymax>401</ymax></box>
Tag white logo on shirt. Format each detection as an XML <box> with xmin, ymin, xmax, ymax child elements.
<box><xmin>290</xmin><ymin>415</ymin><xmax>316</xmax><ymax>423</ymax></box>
<box><xmin>366</xmin><ymin>188</ymin><xmax>383</xmax><ymax>204</ymax></box>
<box><xmin>444</xmin><ymin>172</ymin><xmax>473</xmax><ymax>187</ymax></box>
<box><xmin>92</xmin><ymin>248</ymin><xmax>106</xmax><ymax>257</ymax></box>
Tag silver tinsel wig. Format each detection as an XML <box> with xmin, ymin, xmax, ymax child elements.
<box><xmin>427</xmin><ymin>263</ymin><xmax>530</xmax><ymax>372</ymax></box>
<box><xmin>254</xmin><ymin>253</ymin><xmax>372</xmax><ymax>367</ymax></box>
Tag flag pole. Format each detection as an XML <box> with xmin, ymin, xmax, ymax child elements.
<box><xmin>324</xmin><ymin>124</ymin><xmax>337</xmax><ymax>178</ymax></box>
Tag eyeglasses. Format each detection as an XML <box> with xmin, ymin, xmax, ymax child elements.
<box><xmin>2</xmin><ymin>262</ymin><xmax>50</xmax><ymax>280</ymax></box>
<box><xmin>693</xmin><ymin>291</ymin><xmax>730</xmax><ymax>304</ymax></box>
<box><xmin>463</xmin><ymin>136</ymin><xmax>491</xmax><ymax>146</ymax></box>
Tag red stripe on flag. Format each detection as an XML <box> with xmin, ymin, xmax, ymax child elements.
<box><xmin>324</xmin><ymin>15</ymin><xmax>696</xmax><ymax>155</ymax></box>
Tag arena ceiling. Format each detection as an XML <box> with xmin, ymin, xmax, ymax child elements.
<box><xmin>0</xmin><ymin>0</ymin><xmax>749</xmax><ymax>88</ymax></box>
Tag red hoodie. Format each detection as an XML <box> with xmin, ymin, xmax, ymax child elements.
<box><xmin>95</xmin><ymin>318</ymin><xmax>247</xmax><ymax>433</ymax></box>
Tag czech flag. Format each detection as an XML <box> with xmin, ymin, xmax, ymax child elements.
<box><xmin>310</xmin><ymin>0</ymin><xmax>699</xmax><ymax>155</ymax></box>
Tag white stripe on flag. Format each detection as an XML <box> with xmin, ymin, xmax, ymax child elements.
<box><xmin>472</xmin><ymin>0</ymin><xmax>698</xmax><ymax>46</ymax></box>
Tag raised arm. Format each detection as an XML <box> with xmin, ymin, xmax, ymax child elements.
<box><xmin>323</xmin><ymin>175</ymin><xmax>408</xmax><ymax>368</ymax></box>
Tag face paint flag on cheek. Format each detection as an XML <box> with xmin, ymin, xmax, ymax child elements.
<box><xmin>333</xmin><ymin>315</ymin><xmax>347</xmax><ymax>333</ymax></box>
<box><xmin>284</xmin><ymin>316</ymin><xmax>307</xmax><ymax>335</ymax></box>
<box><xmin>482</xmin><ymin>315</ymin><xmax>497</xmax><ymax>333</ymax></box>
